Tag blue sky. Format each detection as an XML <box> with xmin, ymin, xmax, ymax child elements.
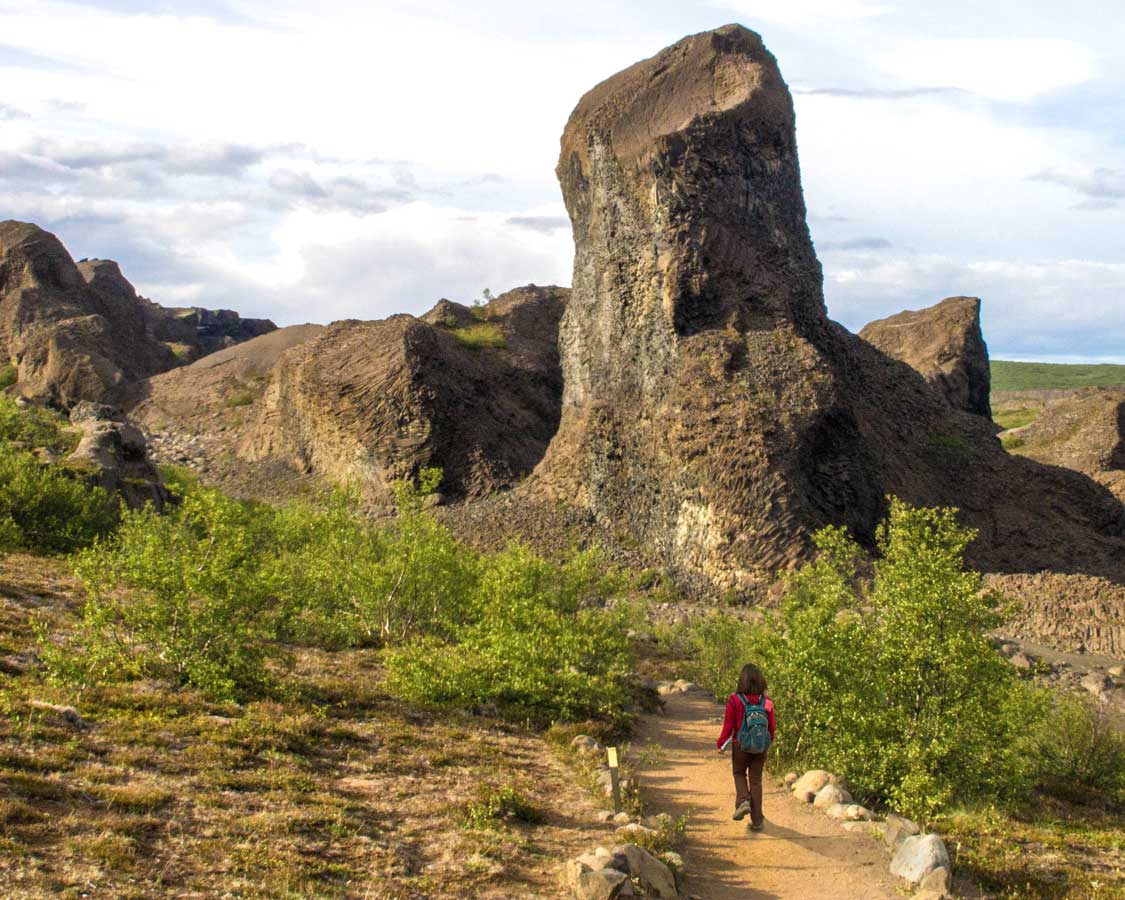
<box><xmin>1</xmin><ymin>0</ymin><xmax>1122</xmax><ymax>361</ymax></box>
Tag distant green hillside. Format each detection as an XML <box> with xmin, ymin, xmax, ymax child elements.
<box><xmin>991</xmin><ymin>360</ymin><xmax>1125</xmax><ymax>392</ymax></box>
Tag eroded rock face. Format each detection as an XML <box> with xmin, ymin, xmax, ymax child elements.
<box><xmin>236</xmin><ymin>285</ymin><xmax>568</xmax><ymax>501</ymax></box>
<box><xmin>530</xmin><ymin>25</ymin><xmax>1125</xmax><ymax>587</ymax></box>
<box><xmin>860</xmin><ymin>297</ymin><xmax>991</xmax><ymax>417</ymax></box>
<box><xmin>0</xmin><ymin>221</ymin><xmax>275</xmax><ymax>407</ymax></box>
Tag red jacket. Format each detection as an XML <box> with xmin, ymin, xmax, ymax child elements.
<box><xmin>717</xmin><ymin>692</ymin><xmax>776</xmax><ymax>750</ymax></box>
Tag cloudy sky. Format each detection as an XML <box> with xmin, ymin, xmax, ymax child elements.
<box><xmin>1</xmin><ymin>1</ymin><xmax>1122</xmax><ymax>361</ymax></box>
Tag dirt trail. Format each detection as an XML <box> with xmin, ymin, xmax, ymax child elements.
<box><xmin>633</xmin><ymin>692</ymin><xmax>902</xmax><ymax>900</ymax></box>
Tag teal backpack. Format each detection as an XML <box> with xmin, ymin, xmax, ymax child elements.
<box><xmin>735</xmin><ymin>693</ymin><xmax>771</xmax><ymax>754</ymax></box>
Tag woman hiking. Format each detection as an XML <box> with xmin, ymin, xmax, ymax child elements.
<box><xmin>716</xmin><ymin>663</ymin><xmax>775</xmax><ymax>831</ymax></box>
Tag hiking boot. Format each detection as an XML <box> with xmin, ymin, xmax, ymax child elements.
<box><xmin>748</xmin><ymin>819</ymin><xmax>764</xmax><ymax>832</ymax></box>
<box><xmin>732</xmin><ymin>801</ymin><xmax>752</xmax><ymax>821</ymax></box>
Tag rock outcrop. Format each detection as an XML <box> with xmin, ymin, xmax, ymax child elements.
<box><xmin>859</xmin><ymin>296</ymin><xmax>991</xmax><ymax>417</ymax></box>
<box><xmin>129</xmin><ymin>286</ymin><xmax>568</xmax><ymax>502</ymax></box>
<box><xmin>0</xmin><ymin>221</ymin><xmax>275</xmax><ymax>407</ymax></box>
<box><xmin>65</xmin><ymin>402</ymin><xmax>166</xmax><ymax>509</ymax></box>
<box><xmin>242</xmin><ymin>285</ymin><xmax>567</xmax><ymax>502</ymax></box>
<box><xmin>1002</xmin><ymin>387</ymin><xmax>1125</xmax><ymax>501</ymax></box>
<box><xmin>530</xmin><ymin>25</ymin><xmax>1125</xmax><ymax>586</ymax></box>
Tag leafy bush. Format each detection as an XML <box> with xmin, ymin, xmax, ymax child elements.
<box><xmin>0</xmin><ymin>364</ymin><xmax>17</xmax><ymax>390</ymax></box>
<box><xmin>385</xmin><ymin>543</ymin><xmax>633</xmax><ymax>725</ymax></box>
<box><xmin>1034</xmin><ymin>692</ymin><xmax>1125</xmax><ymax>802</ymax></box>
<box><xmin>0</xmin><ymin>395</ymin><xmax>78</xmax><ymax>455</ymax></box>
<box><xmin>687</xmin><ymin>499</ymin><xmax>1038</xmax><ymax>820</ymax></box>
<box><xmin>270</xmin><ymin>473</ymin><xmax>477</xmax><ymax>648</ymax></box>
<box><xmin>47</xmin><ymin>464</ymin><xmax>634</xmax><ymax>724</ymax></box>
<box><xmin>54</xmin><ymin>487</ymin><xmax>283</xmax><ymax>700</ymax></box>
<box><xmin>0</xmin><ymin>443</ymin><xmax>117</xmax><ymax>553</ymax></box>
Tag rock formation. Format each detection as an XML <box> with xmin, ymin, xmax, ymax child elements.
<box><xmin>130</xmin><ymin>286</ymin><xmax>568</xmax><ymax>502</ymax></box>
<box><xmin>1003</xmin><ymin>387</ymin><xmax>1125</xmax><ymax>502</ymax></box>
<box><xmin>65</xmin><ymin>402</ymin><xmax>166</xmax><ymax>509</ymax></box>
<box><xmin>243</xmin><ymin>285</ymin><xmax>567</xmax><ymax>502</ymax></box>
<box><xmin>125</xmin><ymin>324</ymin><xmax>327</xmax><ymax>500</ymax></box>
<box><xmin>531</xmin><ymin>25</ymin><xmax>1125</xmax><ymax>586</ymax></box>
<box><xmin>0</xmin><ymin>221</ymin><xmax>275</xmax><ymax>407</ymax></box>
<box><xmin>859</xmin><ymin>297</ymin><xmax>991</xmax><ymax>417</ymax></box>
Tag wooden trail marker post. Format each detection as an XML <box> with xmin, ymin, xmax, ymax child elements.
<box><xmin>607</xmin><ymin>746</ymin><xmax>622</xmax><ymax>813</ymax></box>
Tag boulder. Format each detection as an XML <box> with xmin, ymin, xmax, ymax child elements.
<box><xmin>572</xmin><ymin>735</ymin><xmax>604</xmax><ymax>756</ymax></box>
<box><xmin>611</xmin><ymin>844</ymin><xmax>679</xmax><ymax>899</ymax></box>
<box><xmin>575</xmin><ymin>867</ymin><xmax>630</xmax><ymax>900</ymax></box>
<box><xmin>1081</xmin><ymin>671</ymin><xmax>1113</xmax><ymax>697</ymax></box>
<box><xmin>783</xmin><ymin>772</ymin><xmax>799</xmax><ymax>787</ymax></box>
<box><xmin>884</xmin><ymin>813</ymin><xmax>921</xmax><ymax>850</ymax></box>
<box><xmin>825</xmin><ymin>803</ymin><xmax>872</xmax><ymax>821</ymax></box>
<box><xmin>528</xmin><ymin>26</ymin><xmax>1125</xmax><ymax>588</ymax></box>
<box><xmin>791</xmin><ymin>770</ymin><xmax>832</xmax><ymax>801</ymax></box>
<box><xmin>813</xmin><ymin>784</ymin><xmax>852</xmax><ymax>807</ymax></box>
<box><xmin>890</xmin><ymin>834</ymin><xmax>951</xmax><ymax>885</ymax></box>
<box><xmin>859</xmin><ymin>296</ymin><xmax>991</xmax><ymax>417</ymax></box>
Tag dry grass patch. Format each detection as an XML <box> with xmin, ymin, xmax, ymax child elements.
<box><xmin>0</xmin><ymin>554</ymin><xmax>619</xmax><ymax>899</ymax></box>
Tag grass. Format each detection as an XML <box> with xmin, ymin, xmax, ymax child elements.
<box><xmin>451</xmin><ymin>322</ymin><xmax>506</xmax><ymax>351</ymax></box>
<box><xmin>0</xmin><ymin>364</ymin><xmax>17</xmax><ymax>390</ymax></box>
<box><xmin>0</xmin><ymin>552</ymin><xmax>616</xmax><ymax>899</ymax></box>
<box><xmin>224</xmin><ymin>389</ymin><xmax>255</xmax><ymax>408</ymax></box>
<box><xmin>994</xmin><ymin>406</ymin><xmax>1040</xmax><ymax>431</ymax></box>
<box><xmin>992</xmin><ymin>361</ymin><xmax>1125</xmax><ymax>392</ymax></box>
<box><xmin>935</xmin><ymin>799</ymin><xmax>1125</xmax><ymax>899</ymax></box>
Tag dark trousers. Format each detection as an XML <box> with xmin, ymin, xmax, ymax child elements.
<box><xmin>732</xmin><ymin>746</ymin><xmax>767</xmax><ymax>825</ymax></box>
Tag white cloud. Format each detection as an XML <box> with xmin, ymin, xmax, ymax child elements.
<box><xmin>877</xmin><ymin>37</ymin><xmax>1097</xmax><ymax>102</ymax></box>
<box><xmin>1</xmin><ymin>1</ymin><xmax>1123</xmax><ymax>363</ymax></box>
<box><xmin>722</xmin><ymin>0</ymin><xmax>890</xmax><ymax>28</ymax></box>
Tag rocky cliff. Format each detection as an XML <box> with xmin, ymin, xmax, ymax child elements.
<box><xmin>530</xmin><ymin>25</ymin><xmax>1125</xmax><ymax>587</ymax></box>
<box><xmin>860</xmin><ymin>296</ymin><xmax>991</xmax><ymax>417</ymax></box>
<box><xmin>242</xmin><ymin>285</ymin><xmax>567</xmax><ymax>502</ymax></box>
<box><xmin>0</xmin><ymin>221</ymin><xmax>275</xmax><ymax>407</ymax></box>
<box><xmin>129</xmin><ymin>285</ymin><xmax>568</xmax><ymax>502</ymax></box>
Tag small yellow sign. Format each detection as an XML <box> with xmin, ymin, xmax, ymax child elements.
<box><xmin>607</xmin><ymin>747</ymin><xmax>619</xmax><ymax>769</ymax></box>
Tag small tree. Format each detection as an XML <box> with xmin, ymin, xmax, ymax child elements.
<box><xmin>688</xmin><ymin>499</ymin><xmax>1037</xmax><ymax>820</ymax></box>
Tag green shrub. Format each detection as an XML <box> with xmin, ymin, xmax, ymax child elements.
<box><xmin>270</xmin><ymin>471</ymin><xmax>477</xmax><ymax>648</ymax></box>
<box><xmin>688</xmin><ymin>499</ymin><xmax>1038</xmax><ymax>820</ymax></box>
<box><xmin>385</xmin><ymin>544</ymin><xmax>633</xmax><ymax>725</ymax></box>
<box><xmin>0</xmin><ymin>395</ymin><xmax>78</xmax><ymax>455</ymax></box>
<box><xmin>0</xmin><ymin>364</ymin><xmax>17</xmax><ymax>390</ymax></box>
<box><xmin>463</xmin><ymin>784</ymin><xmax>543</xmax><ymax>829</ymax></box>
<box><xmin>1034</xmin><ymin>692</ymin><xmax>1125</xmax><ymax>802</ymax></box>
<box><xmin>0</xmin><ymin>443</ymin><xmax>117</xmax><ymax>553</ymax></box>
<box><xmin>54</xmin><ymin>487</ymin><xmax>283</xmax><ymax>700</ymax></box>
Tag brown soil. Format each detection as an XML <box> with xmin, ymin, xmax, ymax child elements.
<box><xmin>633</xmin><ymin>692</ymin><xmax>902</xmax><ymax>900</ymax></box>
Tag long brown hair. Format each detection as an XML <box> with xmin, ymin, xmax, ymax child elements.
<box><xmin>737</xmin><ymin>663</ymin><xmax>767</xmax><ymax>697</ymax></box>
